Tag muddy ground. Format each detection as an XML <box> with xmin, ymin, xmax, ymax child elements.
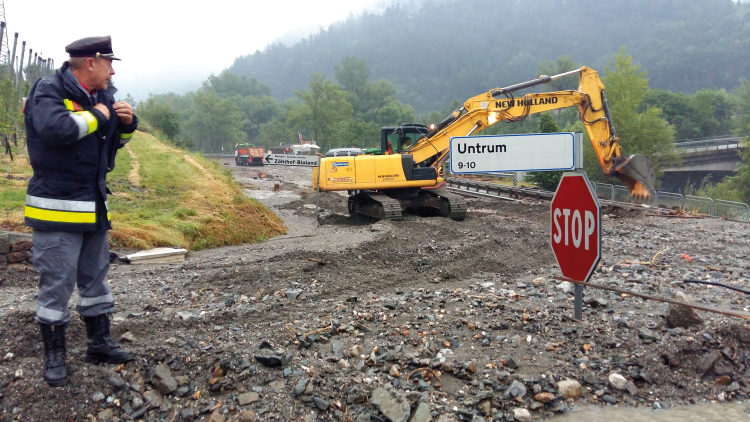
<box><xmin>1</xmin><ymin>162</ymin><xmax>750</xmax><ymax>422</ymax></box>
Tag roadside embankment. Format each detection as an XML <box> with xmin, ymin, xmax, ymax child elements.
<box><xmin>0</xmin><ymin>132</ymin><xmax>286</xmax><ymax>252</ymax></box>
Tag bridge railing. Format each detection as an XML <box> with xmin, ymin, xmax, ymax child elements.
<box><xmin>673</xmin><ymin>137</ymin><xmax>742</xmax><ymax>152</ymax></box>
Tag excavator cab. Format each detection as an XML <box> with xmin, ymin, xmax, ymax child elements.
<box><xmin>381</xmin><ymin>124</ymin><xmax>430</xmax><ymax>154</ymax></box>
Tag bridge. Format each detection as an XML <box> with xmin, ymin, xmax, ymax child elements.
<box><xmin>659</xmin><ymin>136</ymin><xmax>744</xmax><ymax>191</ymax></box>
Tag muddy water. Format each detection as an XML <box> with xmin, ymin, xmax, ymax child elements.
<box><xmin>547</xmin><ymin>402</ymin><xmax>749</xmax><ymax>422</ymax></box>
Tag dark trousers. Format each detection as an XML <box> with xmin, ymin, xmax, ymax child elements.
<box><xmin>33</xmin><ymin>230</ymin><xmax>114</xmax><ymax>325</ymax></box>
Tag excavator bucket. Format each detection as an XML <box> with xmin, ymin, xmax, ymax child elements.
<box><xmin>612</xmin><ymin>154</ymin><xmax>656</xmax><ymax>203</ymax></box>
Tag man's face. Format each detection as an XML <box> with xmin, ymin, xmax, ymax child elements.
<box><xmin>90</xmin><ymin>57</ymin><xmax>115</xmax><ymax>90</ymax></box>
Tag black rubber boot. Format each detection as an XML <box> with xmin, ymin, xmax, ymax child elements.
<box><xmin>39</xmin><ymin>323</ymin><xmax>69</xmax><ymax>387</ymax></box>
<box><xmin>82</xmin><ymin>314</ymin><xmax>134</xmax><ymax>364</ymax></box>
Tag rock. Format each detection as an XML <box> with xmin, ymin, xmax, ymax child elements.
<box><xmin>7</xmin><ymin>251</ymin><xmax>31</xmax><ymax>264</ymax></box>
<box><xmin>535</xmin><ymin>392</ymin><xmax>554</xmax><ymax>403</ymax></box>
<box><xmin>504</xmin><ymin>357</ymin><xmax>519</xmax><ymax>369</ymax></box>
<box><xmin>602</xmin><ymin>395</ymin><xmax>618</xmax><ymax>404</ymax></box>
<box><xmin>131</xmin><ymin>396</ymin><xmax>145</xmax><ymax>410</ymax></box>
<box><xmin>285</xmin><ymin>289</ymin><xmax>301</xmax><ymax>300</ymax></box>
<box><xmin>0</xmin><ymin>232</ymin><xmax>10</xmax><ymax>254</ymax></box>
<box><xmin>237</xmin><ymin>411</ymin><xmax>258</xmax><ymax>422</ymax></box>
<box><xmin>513</xmin><ymin>408</ymin><xmax>531</xmax><ymax>422</ymax></box>
<box><xmin>638</xmin><ymin>327</ymin><xmax>659</xmax><ymax>343</ymax></box>
<box><xmin>714</xmin><ymin>358</ymin><xmax>734</xmax><ymax>376</ymax></box>
<box><xmin>151</xmin><ymin>364</ymin><xmax>178</xmax><ymax>394</ymax></box>
<box><xmin>697</xmin><ymin>350</ymin><xmax>721</xmax><ymax>376</ymax></box>
<box><xmin>97</xmin><ymin>408</ymin><xmax>114</xmax><ymax>421</ymax></box>
<box><xmin>583</xmin><ymin>371</ymin><xmax>596</xmax><ymax>385</ymax></box>
<box><xmin>208</xmin><ymin>410</ymin><xmax>226</xmax><ymax>422</ymax></box>
<box><xmin>293</xmin><ymin>377</ymin><xmax>309</xmax><ymax>397</ymax></box>
<box><xmin>313</xmin><ymin>397</ymin><xmax>329</xmax><ymax>410</ymax></box>
<box><xmin>92</xmin><ymin>391</ymin><xmax>105</xmax><ymax>402</ymax></box>
<box><xmin>238</xmin><ymin>392</ymin><xmax>260</xmax><ymax>405</ymax></box>
<box><xmin>254</xmin><ymin>354</ymin><xmax>283</xmax><ymax>368</ymax></box>
<box><xmin>143</xmin><ymin>389</ymin><xmax>164</xmax><ymax>408</ymax></box>
<box><xmin>557</xmin><ymin>281</ymin><xmax>574</xmax><ymax>294</ymax></box>
<box><xmin>120</xmin><ymin>332</ymin><xmax>136</xmax><ymax>343</ymax></box>
<box><xmin>410</xmin><ymin>402</ymin><xmax>432</xmax><ymax>422</ymax></box>
<box><xmin>504</xmin><ymin>380</ymin><xmax>527</xmax><ymax>398</ymax></box>
<box><xmin>389</xmin><ymin>365</ymin><xmax>400</xmax><ymax>377</ymax></box>
<box><xmin>667</xmin><ymin>291</ymin><xmax>703</xmax><ymax>328</ymax></box>
<box><xmin>337</xmin><ymin>359</ymin><xmax>351</xmax><ymax>370</ymax></box>
<box><xmin>108</xmin><ymin>374</ymin><xmax>125</xmax><ymax>388</ymax></box>
<box><xmin>348</xmin><ymin>345</ymin><xmax>363</xmax><ymax>358</ymax></box>
<box><xmin>11</xmin><ymin>239</ymin><xmax>33</xmax><ymax>252</ymax></box>
<box><xmin>557</xmin><ymin>379</ymin><xmax>582</xmax><ymax>399</ymax></box>
<box><xmin>370</xmin><ymin>387</ymin><xmax>411</xmax><ymax>422</ymax></box>
<box><xmin>609</xmin><ymin>373</ymin><xmax>628</xmax><ymax>390</ymax></box>
<box><xmin>179</xmin><ymin>409</ymin><xmax>196</xmax><ymax>422</ymax></box>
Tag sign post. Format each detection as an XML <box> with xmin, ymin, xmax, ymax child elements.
<box><xmin>550</xmin><ymin>133</ymin><xmax>601</xmax><ymax>320</ymax></box>
<box><xmin>550</xmin><ymin>173</ymin><xmax>601</xmax><ymax>319</ymax></box>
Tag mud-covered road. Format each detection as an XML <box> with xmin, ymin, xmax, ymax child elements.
<box><xmin>1</xmin><ymin>161</ymin><xmax>750</xmax><ymax>422</ymax></box>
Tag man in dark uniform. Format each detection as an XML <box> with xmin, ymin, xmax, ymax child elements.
<box><xmin>23</xmin><ymin>36</ymin><xmax>137</xmax><ymax>387</ymax></box>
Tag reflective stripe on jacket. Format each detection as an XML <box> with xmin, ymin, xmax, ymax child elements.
<box><xmin>24</xmin><ymin>62</ymin><xmax>138</xmax><ymax>231</ymax></box>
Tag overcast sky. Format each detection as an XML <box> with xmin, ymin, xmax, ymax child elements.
<box><xmin>6</xmin><ymin>0</ymin><xmax>391</xmax><ymax>102</ymax></box>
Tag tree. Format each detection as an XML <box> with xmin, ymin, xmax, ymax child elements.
<box><xmin>582</xmin><ymin>47</ymin><xmax>678</xmax><ymax>186</ymax></box>
<box><xmin>286</xmin><ymin>73</ymin><xmax>353</xmax><ymax>151</ymax></box>
<box><xmin>203</xmin><ymin>70</ymin><xmax>271</xmax><ymax>98</ymax></box>
<box><xmin>334</xmin><ymin>56</ymin><xmax>370</xmax><ymax>96</ymax></box>
<box><xmin>735</xmin><ymin>80</ymin><xmax>750</xmax><ymax>136</ymax></box>
<box><xmin>123</xmin><ymin>93</ymin><xmax>137</xmax><ymax>108</ymax></box>
<box><xmin>525</xmin><ymin>113</ymin><xmax>564</xmax><ymax>191</ymax></box>
<box><xmin>143</xmin><ymin>102</ymin><xmax>181</xmax><ymax>140</ymax></box>
<box><xmin>185</xmin><ymin>90</ymin><xmax>246</xmax><ymax>152</ymax></box>
<box><xmin>538</xmin><ymin>56</ymin><xmax>580</xmax><ymax>91</ymax></box>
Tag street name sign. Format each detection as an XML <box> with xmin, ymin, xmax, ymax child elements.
<box><xmin>550</xmin><ymin>172</ymin><xmax>601</xmax><ymax>282</ymax></box>
<box><xmin>264</xmin><ymin>154</ymin><xmax>319</xmax><ymax>167</ymax></box>
<box><xmin>449</xmin><ymin>132</ymin><xmax>575</xmax><ymax>174</ymax></box>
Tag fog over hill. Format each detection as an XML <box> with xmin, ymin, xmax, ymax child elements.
<box><xmin>229</xmin><ymin>0</ymin><xmax>750</xmax><ymax>112</ymax></box>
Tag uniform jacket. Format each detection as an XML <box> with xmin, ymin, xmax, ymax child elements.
<box><xmin>24</xmin><ymin>62</ymin><xmax>138</xmax><ymax>232</ymax></box>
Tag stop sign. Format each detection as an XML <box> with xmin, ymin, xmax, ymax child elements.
<box><xmin>550</xmin><ymin>172</ymin><xmax>601</xmax><ymax>282</ymax></box>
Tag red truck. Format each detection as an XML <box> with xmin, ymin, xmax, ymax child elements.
<box><xmin>234</xmin><ymin>143</ymin><xmax>264</xmax><ymax>166</ymax></box>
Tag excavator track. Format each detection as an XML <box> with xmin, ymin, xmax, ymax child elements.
<box><xmin>433</xmin><ymin>188</ymin><xmax>467</xmax><ymax>221</ymax></box>
<box><xmin>348</xmin><ymin>193</ymin><xmax>403</xmax><ymax>221</ymax></box>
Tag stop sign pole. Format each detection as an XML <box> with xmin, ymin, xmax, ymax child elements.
<box><xmin>550</xmin><ymin>133</ymin><xmax>601</xmax><ymax>320</ymax></box>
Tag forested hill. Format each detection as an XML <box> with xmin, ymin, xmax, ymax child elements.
<box><xmin>229</xmin><ymin>0</ymin><xmax>750</xmax><ymax>113</ymax></box>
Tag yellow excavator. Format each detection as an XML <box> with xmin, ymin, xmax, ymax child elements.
<box><xmin>313</xmin><ymin>66</ymin><xmax>656</xmax><ymax>221</ymax></box>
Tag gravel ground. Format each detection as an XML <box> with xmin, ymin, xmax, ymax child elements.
<box><xmin>1</xmin><ymin>162</ymin><xmax>750</xmax><ymax>422</ymax></box>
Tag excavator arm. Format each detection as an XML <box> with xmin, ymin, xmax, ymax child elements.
<box><xmin>407</xmin><ymin>66</ymin><xmax>654</xmax><ymax>198</ymax></box>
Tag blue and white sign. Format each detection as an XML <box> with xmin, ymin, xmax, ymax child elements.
<box><xmin>450</xmin><ymin>132</ymin><xmax>576</xmax><ymax>174</ymax></box>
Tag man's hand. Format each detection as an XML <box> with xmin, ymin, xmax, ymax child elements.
<box><xmin>93</xmin><ymin>103</ymin><xmax>111</xmax><ymax>120</ymax></box>
<box><xmin>113</xmin><ymin>102</ymin><xmax>133</xmax><ymax>125</ymax></box>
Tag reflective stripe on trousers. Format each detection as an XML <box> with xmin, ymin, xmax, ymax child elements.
<box><xmin>33</xmin><ymin>230</ymin><xmax>114</xmax><ymax>325</ymax></box>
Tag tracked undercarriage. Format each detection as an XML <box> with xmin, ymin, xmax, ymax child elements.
<box><xmin>347</xmin><ymin>187</ymin><xmax>466</xmax><ymax>221</ymax></box>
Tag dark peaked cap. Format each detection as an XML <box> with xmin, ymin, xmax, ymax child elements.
<box><xmin>65</xmin><ymin>36</ymin><xmax>120</xmax><ymax>60</ymax></box>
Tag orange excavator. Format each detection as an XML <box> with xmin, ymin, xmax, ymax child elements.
<box><xmin>314</xmin><ymin>66</ymin><xmax>656</xmax><ymax>220</ymax></box>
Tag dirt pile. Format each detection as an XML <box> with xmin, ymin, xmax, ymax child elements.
<box><xmin>1</xmin><ymin>165</ymin><xmax>749</xmax><ymax>422</ymax></box>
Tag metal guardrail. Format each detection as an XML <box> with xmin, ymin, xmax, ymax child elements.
<box><xmin>447</xmin><ymin>177</ymin><xmax>750</xmax><ymax>222</ymax></box>
<box><xmin>714</xmin><ymin>199</ymin><xmax>749</xmax><ymax>220</ymax></box>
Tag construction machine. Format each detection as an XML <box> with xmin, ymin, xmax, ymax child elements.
<box><xmin>235</xmin><ymin>143</ymin><xmax>265</xmax><ymax>166</ymax></box>
<box><xmin>313</xmin><ymin>66</ymin><xmax>656</xmax><ymax>221</ymax></box>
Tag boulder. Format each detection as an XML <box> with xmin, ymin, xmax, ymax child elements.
<box><xmin>667</xmin><ymin>291</ymin><xmax>703</xmax><ymax>328</ymax></box>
